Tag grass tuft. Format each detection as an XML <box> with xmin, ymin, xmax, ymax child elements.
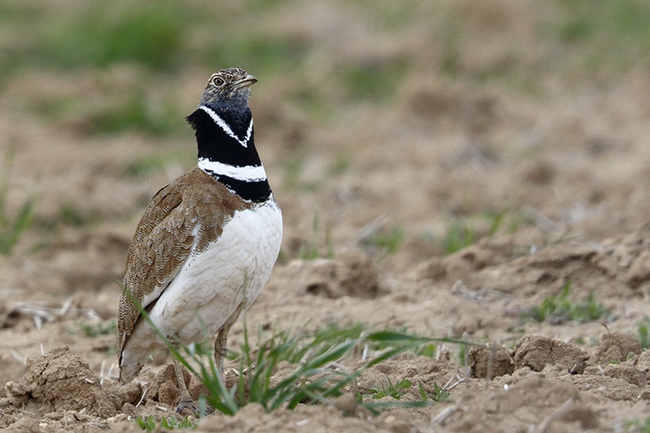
<box><xmin>417</xmin><ymin>382</ymin><xmax>451</xmax><ymax>403</ymax></box>
<box><xmin>440</xmin><ymin>217</ymin><xmax>476</xmax><ymax>255</ymax></box>
<box><xmin>123</xmin><ymin>286</ymin><xmax>480</xmax><ymax>421</ymax></box>
<box><xmin>521</xmin><ymin>281</ymin><xmax>611</xmax><ymax>324</ymax></box>
<box><xmin>136</xmin><ymin>414</ymin><xmax>197</xmax><ymax>431</ymax></box>
<box><xmin>190</xmin><ymin>324</ymin><xmax>466</xmax><ymax>415</ymax></box>
<box><xmin>366</xmin><ymin>377</ymin><xmax>412</xmax><ymax>400</ymax></box>
<box><xmin>637</xmin><ymin>316</ymin><xmax>650</xmax><ymax>349</ymax></box>
<box><xmin>439</xmin><ymin>201</ymin><xmax>533</xmax><ymax>255</ymax></box>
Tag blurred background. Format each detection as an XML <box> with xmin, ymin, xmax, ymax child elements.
<box><xmin>1</xmin><ymin>0</ymin><xmax>650</xmax><ymax>287</ymax></box>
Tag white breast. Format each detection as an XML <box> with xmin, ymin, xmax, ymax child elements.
<box><xmin>126</xmin><ymin>198</ymin><xmax>282</xmax><ymax>359</ymax></box>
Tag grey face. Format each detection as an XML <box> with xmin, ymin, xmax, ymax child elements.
<box><xmin>199</xmin><ymin>68</ymin><xmax>258</xmax><ymax>107</ymax></box>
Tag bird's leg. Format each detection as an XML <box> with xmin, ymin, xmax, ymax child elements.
<box><xmin>173</xmin><ymin>356</ymin><xmax>197</xmax><ymax>411</ymax></box>
<box><xmin>214</xmin><ymin>303</ymin><xmax>245</xmax><ymax>379</ymax></box>
<box><xmin>214</xmin><ymin>326</ymin><xmax>230</xmax><ymax>378</ymax></box>
<box><xmin>170</xmin><ymin>341</ymin><xmax>199</xmax><ymax>414</ymax></box>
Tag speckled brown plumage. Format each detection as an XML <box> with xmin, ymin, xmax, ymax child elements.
<box><xmin>116</xmin><ymin>167</ymin><xmax>252</xmax><ymax>358</ymax></box>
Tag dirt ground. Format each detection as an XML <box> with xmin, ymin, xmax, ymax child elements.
<box><xmin>4</xmin><ymin>0</ymin><xmax>650</xmax><ymax>432</ymax></box>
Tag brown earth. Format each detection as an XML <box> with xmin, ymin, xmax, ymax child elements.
<box><xmin>4</xmin><ymin>1</ymin><xmax>650</xmax><ymax>432</ymax></box>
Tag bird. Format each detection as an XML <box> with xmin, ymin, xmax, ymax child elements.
<box><xmin>116</xmin><ymin>68</ymin><xmax>283</xmax><ymax>412</ymax></box>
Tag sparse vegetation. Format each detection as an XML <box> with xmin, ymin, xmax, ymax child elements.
<box><xmin>76</xmin><ymin>320</ymin><xmax>116</xmax><ymax>338</ymax></box>
<box><xmin>361</xmin><ymin>377</ymin><xmax>451</xmax><ymax>404</ymax></box>
<box><xmin>366</xmin><ymin>377</ymin><xmax>413</xmax><ymax>400</ymax></box>
<box><xmin>438</xmin><ymin>201</ymin><xmax>530</xmax><ymax>255</ymax></box>
<box><xmin>57</xmin><ymin>204</ymin><xmax>90</xmax><ymax>227</ymax></box>
<box><xmin>521</xmin><ymin>281</ymin><xmax>611</xmax><ymax>324</ymax></box>
<box><xmin>298</xmin><ymin>212</ymin><xmax>333</xmax><ymax>260</ymax></box>
<box><xmin>457</xmin><ymin>342</ymin><xmax>467</xmax><ymax>367</ymax></box>
<box><xmin>88</xmin><ymin>90</ymin><xmax>183</xmax><ymax>135</ymax></box>
<box><xmin>625</xmin><ymin>416</ymin><xmax>650</xmax><ymax>433</ymax></box>
<box><xmin>136</xmin><ymin>414</ymin><xmax>197</xmax><ymax>432</ymax></box>
<box><xmin>550</xmin><ymin>0</ymin><xmax>650</xmax><ymax>79</ymax></box>
<box><xmin>2</xmin><ymin>0</ymin><xmax>649</xmax><ymax>137</ymax></box>
<box><xmin>35</xmin><ymin>0</ymin><xmax>189</xmax><ymax>70</ymax></box>
<box><xmin>328</xmin><ymin>152</ymin><xmax>353</xmax><ymax>176</ymax></box>
<box><xmin>440</xmin><ymin>216</ymin><xmax>476</xmax><ymax>255</ymax></box>
<box><xmin>420</xmin><ymin>382</ymin><xmax>451</xmax><ymax>403</ymax></box>
<box><xmin>359</xmin><ymin>224</ymin><xmax>404</xmax><ymax>256</ymax></box>
<box><xmin>174</xmin><ymin>325</ymin><xmax>459</xmax><ymax>417</ymax></box>
<box><xmin>359</xmin><ymin>325</ymin><xmax>436</xmax><ymax>357</ymax></box>
<box><xmin>359</xmin><ymin>376</ymin><xmax>452</xmax><ymax>408</ymax></box>
<box><xmin>127</xmin><ymin>290</ymin><xmax>481</xmax><ymax>421</ymax></box>
<box><xmin>637</xmin><ymin>316</ymin><xmax>650</xmax><ymax>349</ymax></box>
<box><xmin>0</xmin><ymin>149</ymin><xmax>37</xmax><ymax>255</ymax></box>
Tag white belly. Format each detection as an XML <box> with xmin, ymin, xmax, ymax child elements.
<box><xmin>153</xmin><ymin>199</ymin><xmax>282</xmax><ymax>343</ymax></box>
<box><xmin>125</xmin><ymin>199</ymin><xmax>282</xmax><ymax>367</ymax></box>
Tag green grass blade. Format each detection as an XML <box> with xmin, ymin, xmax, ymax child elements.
<box><xmin>365</xmin><ymin>331</ymin><xmax>486</xmax><ymax>348</ymax></box>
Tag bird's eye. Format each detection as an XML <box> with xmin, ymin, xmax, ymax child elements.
<box><xmin>212</xmin><ymin>77</ymin><xmax>225</xmax><ymax>87</ymax></box>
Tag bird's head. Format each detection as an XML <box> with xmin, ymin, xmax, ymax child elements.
<box><xmin>198</xmin><ymin>68</ymin><xmax>257</xmax><ymax>110</ymax></box>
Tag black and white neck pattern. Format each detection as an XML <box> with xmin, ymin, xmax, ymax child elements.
<box><xmin>186</xmin><ymin>104</ymin><xmax>272</xmax><ymax>203</ymax></box>
<box><xmin>200</xmin><ymin>105</ymin><xmax>253</xmax><ymax>148</ymax></box>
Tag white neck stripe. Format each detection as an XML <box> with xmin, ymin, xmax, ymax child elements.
<box><xmin>198</xmin><ymin>158</ymin><xmax>267</xmax><ymax>182</ymax></box>
<box><xmin>199</xmin><ymin>105</ymin><xmax>253</xmax><ymax>148</ymax></box>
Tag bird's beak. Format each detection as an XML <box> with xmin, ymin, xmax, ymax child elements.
<box><xmin>235</xmin><ymin>74</ymin><xmax>258</xmax><ymax>89</ymax></box>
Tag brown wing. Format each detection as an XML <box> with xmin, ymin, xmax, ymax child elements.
<box><xmin>116</xmin><ymin>178</ymin><xmax>197</xmax><ymax>356</ymax></box>
<box><xmin>116</xmin><ymin>167</ymin><xmax>252</xmax><ymax>357</ymax></box>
